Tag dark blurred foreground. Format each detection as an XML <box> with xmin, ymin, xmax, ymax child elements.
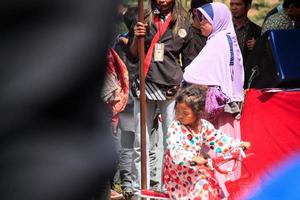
<box><xmin>0</xmin><ymin>0</ymin><xmax>119</xmax><ymax>199</ymax></box>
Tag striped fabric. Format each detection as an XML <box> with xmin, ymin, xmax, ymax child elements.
<box><xmin>136</xmin><ymin>79</ymin><xmax>167</xmax><ymax>101</ymax></box>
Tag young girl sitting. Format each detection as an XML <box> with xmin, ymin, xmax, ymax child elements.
<box><xmin>163</xmin><ymin>85</ymin><xmax>250</xmax><ymax>200</ymax></box>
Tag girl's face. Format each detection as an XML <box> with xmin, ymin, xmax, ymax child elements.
<box><xmin>175</xmin><ymin>102</ymin><xmax>197</xmax><ymax>127</ymax></box>
<box><xmin>155</xmin><ymin>0</ymin><xmax>174</xmax><ymax>14</ymax></box>
<box><xmin>198</xmin><ymin>14</ymin><xmax>213</xmax><ymax>37</ymax></box>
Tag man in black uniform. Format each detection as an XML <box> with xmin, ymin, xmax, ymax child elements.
<box><xmin>230</xmin><ymin>0</ymin><xmax>261</xmax><ymax>88</ymax></box>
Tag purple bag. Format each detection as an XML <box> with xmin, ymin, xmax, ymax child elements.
<box><xmin>205</xmin><ymin>86</ymin><xmax>230</xmax><ymax>121</ymax></box>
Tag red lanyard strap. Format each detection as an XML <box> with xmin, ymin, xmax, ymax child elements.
<box><xmin>144</xmin><ymin>15</ymin><xmax>172</xmax><ymax>76</ymax></box>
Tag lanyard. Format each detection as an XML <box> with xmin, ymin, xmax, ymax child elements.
<box><xmin>144</xmin><ymin>15</ymin><xmax>172</xmax><ymax>76</ymax></box>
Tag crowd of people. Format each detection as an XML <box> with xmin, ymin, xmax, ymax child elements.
<box><xmin>104</xmin><ymin>0</ymin><xmax>300</xmax><ymax>199</ymax></box>
<box><xmin>1</xmin><ymin>0</ymin><xmax>298</xmax><ymax>200</ymax></box>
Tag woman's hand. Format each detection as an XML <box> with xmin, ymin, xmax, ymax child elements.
<box><xmin>240</xmin><ymin>141</ymin><xmax>251</xmax><ymax>150</ymax></box>
<box><xmin>134</xmin><ymin>22</ymin><xmax>147</xmax><ymax>37</ymax></box>
<box><xmin>192</xmin><ymin>156</ymin><xmax>207</xmax><ymax>165</ymax></box>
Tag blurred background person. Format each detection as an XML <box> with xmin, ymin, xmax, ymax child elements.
<box><xmin>230</xmin><ymin>0</ymin><xmax>261</xmax><ymax>88</ymax></box>
<box><xmin>261</xmin><ymin>0</ymin><xmax>300</xmax><ymax>35</ymax></box>
<box><xmin>263</xmin><ymin>3</ymin><xmax>283</xmax><ymax>23</ymax></box>
<box><xmin>114</xmin><ymin>2</ymin><xmax>137</xmax><ymax>199</ymax></box>
<box><xmin>182</xmin><ymin>0</ymin><xmax>212</xmax><ymax>67</ymax></box>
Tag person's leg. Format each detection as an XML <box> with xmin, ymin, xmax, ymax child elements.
<box><xmin>119</xmin><ymin>144</ymin><xmax>134</xmax><ymax>199</ymax></box>
<box><xmin>131</xmin><ymin>98</ymin><xmax>156</xmax><ymax>194</ymax></box>
<box><xmin>111</xmin><ymin>126</ymin><xmax>121</xmax><ymax>188</ymax></box>
<box><xmin>159</xmin><ymin>99</ymin><xmax>175</xmax><ymax>154</ymax></box>
<box><xmin>149</xmin><ymin>113</ymin><xmax>161</xmax><ymax>190</ymax></box>
<box><xmin>120</xmin><ymin>139</ymin><xmax>134</xmax><ymax>190</ymax></box>
<box><xmin>119</xmin><ymin>113</ymin><xmax>135</xmax><ymax>195</ymax></box>
<box><xmin>211</xmin><ymin>112</ymin><xmax>241</xmax><ymax>198</ymax></box>
<box><xmin>157</xmin><ymin>99</ymin><xmax>175</xmax><ymax>190</ymax></box>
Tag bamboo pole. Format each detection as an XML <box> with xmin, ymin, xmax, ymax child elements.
<box><xmin>137</xmin><ymin>0</ymin><xmax>147</xmax><ymax>193</ymax></box>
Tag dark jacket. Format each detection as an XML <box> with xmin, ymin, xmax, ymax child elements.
<box><xmin>181</xmin><ymin>25</ymin><xmax>207</xmax><ymax>67</ymax></box>
<box><xmin>128</xmin><ymin>16</ymin><xmax>191</xmax><ymax>86</ymax></box>
<box><xmin>242</xmin><ymin>20</ymin><xmax>261</xmax><ymax>64</ymax></box>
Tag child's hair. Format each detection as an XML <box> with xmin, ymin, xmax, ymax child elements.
<box><xmin>175</xmin><ymin>84</ymin><xmax>208</xmax><ymax>118</ymax></box>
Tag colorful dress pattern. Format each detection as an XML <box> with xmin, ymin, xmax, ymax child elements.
<box><xmin>163</xmin><ymin>119</ymin><xmax>240</xmax><ymax>200</ymax></box>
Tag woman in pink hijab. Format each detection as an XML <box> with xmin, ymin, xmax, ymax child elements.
<box><xmin>183</xmin><ymin>2</ymin><xmax>244</xmax><ymax>198</ymax></box>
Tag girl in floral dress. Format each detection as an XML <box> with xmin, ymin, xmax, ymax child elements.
<box><xmin>163</xmin><ymin>85</ymin><xmax>250</xmax><ymax>200</ymax></box>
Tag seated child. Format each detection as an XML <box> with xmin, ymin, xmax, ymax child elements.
<box><xmin>163</xmin><ymin>85</ymin><xmax>250</xmax><ymax>200</ymax></box>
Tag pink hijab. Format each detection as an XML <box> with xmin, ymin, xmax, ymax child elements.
<box><xmin>183</xmin><ymin>2</ymin><xmax>244</xmax><ymax>102</ymax></box>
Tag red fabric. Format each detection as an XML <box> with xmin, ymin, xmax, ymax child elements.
<box><xmin>104</xmin><ymin>48</ymin><xmax>129</xmax><ymax>130</ymax></box>
<box><xmin>106</xmin><ymin>48</ymin><xmax>129</xmax><ymax>114</ymax></box>
<box><xmin>228</xmin><ymin>89</ymin><xmax>300</xmax><ymax>199</ymax></box>
<box><xmin>144</xmin><ymin>15</ymin><xmax>172</xmax><ymax>76</ymax></box>
<box><xmin>140</xmin><ymin>189</ymin><xmax>169</xmax><ymax>198</ymax></box>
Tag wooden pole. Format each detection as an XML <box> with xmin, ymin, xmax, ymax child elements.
<box><xmin>137</xmin><ymin>0</ymin><xmax>147</xmax><ymax>192</ymax></box>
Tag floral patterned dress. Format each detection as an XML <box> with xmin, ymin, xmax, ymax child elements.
<box><xmin>163</xmin><ymin>119</ymin><xmax>240</xmax><ymax>200</ymax></box>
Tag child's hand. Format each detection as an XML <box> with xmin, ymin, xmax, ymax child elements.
<box><xmin>192</xmin><ymin>156</ymin><xmax>207</xmax><ymax>165</ymax></box>
<box><xmin>240</xmin><ymin>141</ymin><xmax>251</xmax><ymax>150</ymax></box>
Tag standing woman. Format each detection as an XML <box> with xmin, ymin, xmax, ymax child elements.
<box><xmin>183</xmin><ymin>2</ymin><xmax>244</xmax><ymax>198</ymax></box>
<box><xmin>128</xmin><ymin>0</ymin><xmax>191</xmax><ymax>195</ymax></box>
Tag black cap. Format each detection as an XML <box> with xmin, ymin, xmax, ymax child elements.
<box><xmin>190</xmin><ymin>0</ymin><xmax>212</xmax><ymax>9</ymax></box>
